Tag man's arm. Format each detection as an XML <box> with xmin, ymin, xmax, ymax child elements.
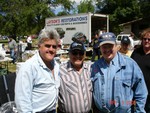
<box><xmin>133</xmin><ymin>63</ymin><xmax>148</xmax><ymax>113</ymax></box>
<box><xmin>15</xmin><ymin>64</ymin><xmax>33</xmax><ymax>113</ymax></box>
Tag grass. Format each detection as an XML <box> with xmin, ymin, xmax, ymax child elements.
<box><xmin>0</xmin><ymin>62</ymin><xmax>16</xmax><ymax>76</ymax></box>
<box><xmin>8</xmin><ymin>62</ymin><xmax>16</xmax><ymax>73</ymax></box>
<box><xmin>0</xmin><ymin>38</ymin><xmax>38</xmax><ymax>73</ymax></box>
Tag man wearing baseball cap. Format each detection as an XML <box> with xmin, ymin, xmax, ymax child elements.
<box><xmin>119</xmin><ymin>36</ymin><xmax>132</xmax><ymax>57</ymax></box>
<box><xmin>91</xmin><ymin>32</ymin><xmax>148</xmax><ymax>113</ymax></box>
<box><xmin>58</xmin><ymin>42</ymin><xmax>93</xmax><ymax>113</ymax></box>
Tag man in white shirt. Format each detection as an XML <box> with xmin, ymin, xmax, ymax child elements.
<box><xmin>15</xmin><ymin>29</ymin><xmax>60</xmax><ymax>113</ymax></box>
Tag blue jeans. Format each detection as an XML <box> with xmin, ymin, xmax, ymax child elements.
<box><xmin>10</xmin><ymin>49</ymin><xmax>16</xmax><ymax>63</ymax></box>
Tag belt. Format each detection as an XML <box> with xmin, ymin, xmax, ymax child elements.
<box><xmin>36</xmin><ymin>109</ymin><xmax>56</xmax><ymax>113</ymax></box>
<box><xmin>57</xmin><ymin>108</ymin><xmax>92</xmax><ymax>113</ymax></box>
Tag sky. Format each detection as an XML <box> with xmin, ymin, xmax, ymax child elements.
<box><xmin>54</xmin><ymin>0</ymin><xmax>82</xmax><ymax>14</ymax></box>
<box><xmin>53</xmin><ymin>0</ymin><xmax>97</xmax><ymax>14</ymax></box>
<box><xmin>70</xmin><ymin>0</ymin><xmax>81</xmax><ymax>4</ymax></box>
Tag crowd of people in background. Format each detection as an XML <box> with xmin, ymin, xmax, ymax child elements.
<box><xmin>0</xmin><ymin>34</ymin><xmax>34</xmax><ymax>64</ymax></box>
<box><xmin>0</xmin><ymin>27</ymin><xmax>149</xmax><ymax>113</ymax></box>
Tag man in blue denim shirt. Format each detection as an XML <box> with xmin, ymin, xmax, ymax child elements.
<box><xmin>91</xmin><ymin>32</ymin><xmax>148</xmax><ymax>113</ymax></box>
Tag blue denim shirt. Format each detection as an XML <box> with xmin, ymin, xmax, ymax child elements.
<box><xmin>91</xmin><ymin>52</ymin><xmax>148</xmax><ymax>113</ymax></box>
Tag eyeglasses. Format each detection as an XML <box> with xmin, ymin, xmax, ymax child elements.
<box><xmin>45</xmin><ymin>44</ymin><xmax>57</xmax><ymax>49</ymax></box>
<box><xmin>143</xmin><ymin>38</ymin><xmax>150</xmax><ymax>41</ymax></box>
<box><xmin>71</xmin><ymin>50</ymin><xmax>84</xmax><ymax>56</ymax></box>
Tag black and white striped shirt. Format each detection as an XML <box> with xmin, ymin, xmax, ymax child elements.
<box><xmin>58</xmin><ymin>61</ymin><xmax>93</xmax><ymax>113</ymax></box>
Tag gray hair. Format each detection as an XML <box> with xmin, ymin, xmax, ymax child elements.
<box><xmin>38</xmin><ymin>28</ymin><xmax>60</xmax><ymax>45</ymax></box>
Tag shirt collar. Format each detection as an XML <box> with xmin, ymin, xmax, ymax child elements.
<box><xmin>37</xmin><ymin>51</ymin><xmax>55</xmax><ymax>69</ymax></box>
<box><xmin>67</xmin><ymin>61</ymin><xmax>88</xmax><ymax>72</ymax></box>
<box><xmin>99</xmin><ymin>52</ymin><xmax>126</xmax><ymax>69</ymax></box>
<box><xmin>111</xmin><ymin>53</ymin><xmax>118</xmax><ymax>66</ymax></box>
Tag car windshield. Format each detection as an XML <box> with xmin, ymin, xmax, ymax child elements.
<box><xmin>117</xmin><ymin>36</ymin><xmax>122</xmax><ymax>41</ymax></box>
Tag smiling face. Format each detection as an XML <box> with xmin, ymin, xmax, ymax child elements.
<box><xmin>69</xmin><ymin>49</ymin><xmax>85</xmax><ymax>70</ymax></box>
<box><xmin>142</xmin><ymin>33</ymin><xmax>150</xmax><ymax>49</ymax></box>
<box><xmin>100</xmin><ymin>43</ymin><xmax>117</xmax><ymax>63</ymax></box>
<box><xmin>38</xmin><ymin>39</ymin><xmax>57</xmax><ymax>63</ymax></box>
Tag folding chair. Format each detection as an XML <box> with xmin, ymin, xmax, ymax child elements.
<box><xmin>0</xmin><ymin>73</ymin><xmax>18</xmax><ymax>113</ymax></box>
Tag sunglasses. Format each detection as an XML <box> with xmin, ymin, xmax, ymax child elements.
<box><xmin>71</xmin><ymin>43</ymin><xmax>83</xmax><ymax>48</ymax></box>
<box><xmin>143</xmin><ymin>38</ymin><xmax>150</xmax><ymax>41</ymax></box>
<box><xmin>71</xmin><ymin>50</ymin><xmax>84</xmax><ymax>56</ymax></box>
<box><xmin>45</xmin><ymin>44</ymin><xmax>57</xmax><ymax>49</ymax></box>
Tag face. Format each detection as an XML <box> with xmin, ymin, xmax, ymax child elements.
<box><xmin>121</xmin><ymin>43</ymin><xmax>130</xmax><ymax>51</ymax></box>
<box><xmin>100</xmin><ymin>43</ymin><xmax>117</xmax><ymax>63</ymax></box>
<box><xmin>142</xmin><ymin>33</ymin><xmax>150</xmax><ymax>49</ymax></box>
<box><xmin>69</xmin><ymin>50</ymin><xmax>85</xmax><ymax>68</ymax></box>
<box><xmin>38</xmin><ymin>39</ymin><xmax>57</xmax><ymax>63</ymax></box>
<box><xmin>9</xmin><ymin>38</ymin><xmax>12</xmax><ymax>41</ymax></box>
<box><xmin>80</xmin><ymin>37</ymin><xmax>86</xmax><ymax>42</ymax></box>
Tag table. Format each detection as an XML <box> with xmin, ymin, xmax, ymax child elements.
<box><xmin>0</xmin><ymin>57</ymin><xmax>13</xmax><ymax>75</ymax></box>
<box><xmin>22</xmin><ymin>50</ymin><xmax>38</xmax><ymax>61</ymax></box>
<box><xmin>56</xmin><ymin>49</ymin><xmax>69</xmax><ymax>64</ymax></box>
<box><xmin>56</xmin><ymin>49</ymin><xmax>68</xmax><ymax>55</ymax></box>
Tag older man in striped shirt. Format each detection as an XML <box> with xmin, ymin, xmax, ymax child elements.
<box><xmin>58</xmin><ymin>42</ymin><xmax>93</xmax><ymax>113</ymax></box>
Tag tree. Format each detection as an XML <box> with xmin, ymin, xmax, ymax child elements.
<box><xmin>139</xmin><ymin>0</ymin><xmax>150</xmax><ymax>18</ymax></box>
<box><xmin>0</xmin><ymin>0</ymin><xmax>73</xmax><ymax>36</ymax></box>
<box><xmin>77</xmin><ymin>0</ymin><xmax>95</xmax><ymax>13</ymax></box>
<box><xmin>57</xmin><ymin>11</ymin><xmax>69</xmax><ymax>16</ymax></box>
<box><xmin>95</xmin><ymin>0</ymin><xmax>142</xmax><ymax>33</ymax></box>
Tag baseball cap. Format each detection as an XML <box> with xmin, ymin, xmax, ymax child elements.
<box><xmin>72</xmin><ymin>32</ymin><xmax>86</xmax><ymax>42</ymax></box>
<box><xmin>69</xmin><ymin>42</ymin><xmax>86</xmax><ymax>51</ymax></box>
<box><xmin>55</xmin><ymin>28</ymin><xmax>65</xmax><ymax>39</ymax></box>
<box><xmin>121</xmin><ymin>36</ymin><xmax>130</xmax><ymax>44</ymax></box>
<box><xmin>99</xmin><ymin>32</ymin><xmax>116</xmax><ymax>46</ymax></box>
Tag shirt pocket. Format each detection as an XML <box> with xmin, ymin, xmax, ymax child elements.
<box><xmin>91</xmin><ymin>72</ymin><xmax>101</xmax><ymax>82</ymax></box>
<box><xmin>65</xmin><ymin>80</ymin><xmax>78</xmax><ymax>95</ymax></box>
<box><xmin>122</xmin><ymin>80</ymin><xmax>132</xmax><ymax>97</ymax></box>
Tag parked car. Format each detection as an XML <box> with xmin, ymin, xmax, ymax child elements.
<box><xmin>116</xmin><ymin>34</ymin><xmax>141</xmax><ymax>48</ymax></box>
<box><xmin>2</xmin><ymin>36</ymin><xmax>8</xmax><ymax>40</ymax></box>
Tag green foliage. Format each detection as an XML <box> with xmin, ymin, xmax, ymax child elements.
<box><xmin>139</xmin><ymin>0</ymin><xmax>150</xmax><ymax>18</ymax></box>
<box><xmin>95</xmin><ymin>0</ymin><xmax>145</xmax><ymax>34</ymax></box>
<box><xmin>0</xmin><ymin>0</ymin><xmax>149</xmax><ymax>36</ymax></box>
<box><xmin>57</xmin><ymin>11</ymin><xmax>69</xmax><ymax>16</ymax></box>
<box><xmin>77</xmin><ymin>0</ymin><xmax>95</xmax><ymax>13</ymax></box>
<box><xmin>0</xmin><ymin>0</ymin><xmax>73</xmax><ymax>36</ymax></box>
